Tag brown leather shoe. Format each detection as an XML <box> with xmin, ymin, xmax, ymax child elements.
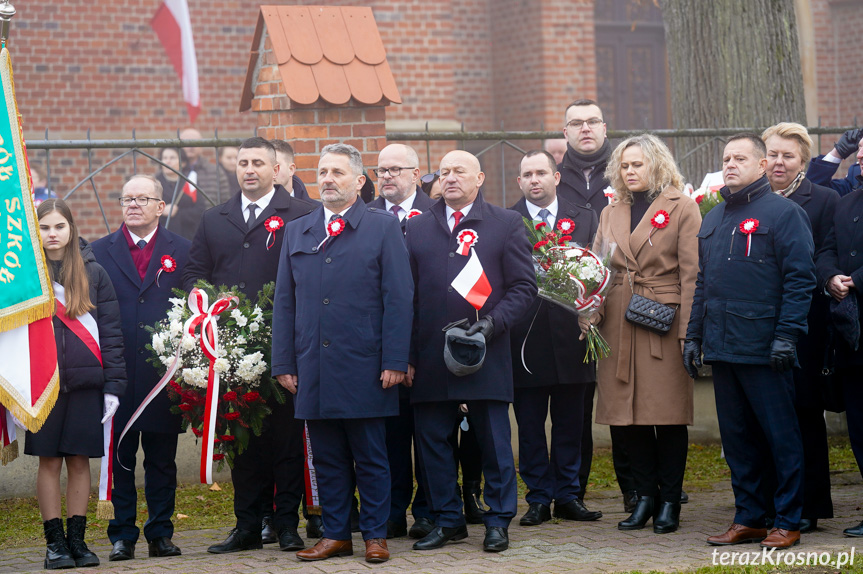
<box><xmin>365</xmin><ymin>538</ymin><xmax>389</xmax><ymax>563</ymax></box>
<box><xmin>707</xmin><ymin>523</ymin><xmax>768</xmax><ymax>546</ymax></box>
<box><xmin>296</xmin><ymin>538</ymin><xmax>353</xmax><ymax>561</ymax></box>
<box><xmin>760</xmin><ymin>528</ymin><xmax>800</xmax><ymax>548</ymax></box>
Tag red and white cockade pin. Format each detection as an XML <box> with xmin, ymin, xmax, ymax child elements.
<box><xmin>649</xmin><ymin>210</ymin><xmax>670</xmax><ymax>246</ymax></box>
<box><xmin>456</xmin><ymin>229</ymin><xmax>478</xmax><ymax>256</ymax></box>
<box><xmin>406</xmin><ymin>209</ymin><xmax>423</xmax><ymax>219</ymax></box>
<box><xmin>156</xmin><ymin>255</ymin><xmax>177</xmax><ymax>287</ymax></box>
<box><xmin>264</xmin><ymin>216</ymin><xmax>284</xmax><ymax>251</ymax></box>
<box><xmin>556</xmin><ymin>218</ymin><xmax>575</xmax><ymax>234</ymax></box>
<box><xmin>327</xmin><ymin>217</ymin><xmax>345</xmax><ymax>238</ymax></box>
<box><xmin>739</xmin><ymin>218</ymin><xmax>759</xmax><ymax>256</ymax></box>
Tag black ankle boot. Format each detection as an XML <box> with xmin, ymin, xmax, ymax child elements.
<box><xmin>66</xmin><ymin>515</ymin><xmax>100</xmax><ymax>567</ymax></box>
<box><xmin>653</xmin><ymin>501</ymin><xmax>681</xmax><ymax>534</ymax></box>
<box><xmin>43</xmin><ymin>518</ymin><xmax>75</xmax><ymax>570</ymax></box>
<box><xmin>618</xmin><ymin>496</ymin><xmax>656</xmax><ymax>530</ymax></box>
<box><xmin>463</xmin><ymin>481</ymin><xmax>487</xmax><ymax>524</ymax></box>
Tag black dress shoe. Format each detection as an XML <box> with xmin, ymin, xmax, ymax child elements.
<box><xmin>207</xmin><ymin>529</ymin><xmax>263</xmax><ymax>554</ymax></box>
<box><xmin>844</xmin><ymin>520</ymin><xmax>863</xmax><ymax>537</ymax></box>
<box><xmin>483</xmin><ymin>526</ymin><xmax>508</xmax><ymax>552</ymax></box>
<box><xmin>653</xmin><ymin>502</ymin><xmax>681</xmax><ymax>534</ymax></box>
<box><xmin>386</xmin><ymin>520</ymin><xmax>407</xmax><ymax>539</ymax></box>
<box><xmin>306</xmin><ymin>515</ymin><xmax>323</xmax><ymax>539</ymax></box>
<box><xmin>554</xmin><ymin>499</ymin><xmax>602</xmax><ymax>521</ymax></box>
<box><xmin>519</xmin><ymin>502</ymin><xmax>551</xmax><ymax>526</ymax></box>
<box><xmin>412</xmin><ymin>524</ymin><xmax>468</xmax><ymax>550</ymax></box>
<box><xmin>109</xmin><ymin>539</ymin><xmax>135</xmax><ymax>561</ymax></box>
<box><xmin>148</xmin><ymin>537</ymin><xmax>181</xmax><ymax>557</ymax></box>
<box><xmin>261</xmin><ymin>516</ymin><xmax>277</xmax><ymax>544</ymax></box>
<box><xmin>680</xmin><ymin>490</ymin><xmax>689</xmax><ymax>504</ymax></box>
<box><xmin>799</xmin><ymin>518</ymin><xmax>817</xmax><ymax>533</ymax></box>
<box><xmin>277</xmin><ymin>527</ymin><xmax>304</xmax><ymax>551</ymax></box>
<box><xmin>623</xmin><ymin>490</ymin><xmax>638</xmax><ymax>513</ymax></box>
<box><xmin>409</xmin><ymin>517</ymin><xmax>435</xmax><ymax>539</ymax></box>
<box><xmin>618</xmin><ymin>496</ymin><xmax>655</xmax><ymax>530</ymax></box>
<box><xmin>463</xmin><ymin>481</ymin><xmax>487</xmax><ymax>524</ymax></box>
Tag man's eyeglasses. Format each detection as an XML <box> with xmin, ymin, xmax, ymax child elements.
<box><xmin>565</xmin><ymin>118</ymin><xmax>604</xmax><ymax>130</ymax></box>
<box><xmin>119</xmin><ymin>197</ymin><xmax>160</xmax><ymax>207</ymax></box>
<box><xmin>375</xmin><ymin>166</ymin><xmax>416</xmax><ymax>178</ymax></box>
<box><xmin>420</xmin><ymin>170</ymin><xmax>440</xmax><ymax>183</ymax></box>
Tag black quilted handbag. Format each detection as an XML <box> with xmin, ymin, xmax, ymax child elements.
<box><xmin>623</xmin><ymin>259</ymin><xmax>677</xmax><ymax>335</ymax></box>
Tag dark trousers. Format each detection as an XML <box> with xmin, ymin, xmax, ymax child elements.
<box><xmin>414</xmin><ymin>400</ymin><xmax>517</xmax><ymax>528</ymax></box>
<box><xmin>108</xmin><ymin>431</ymin><xmax>178</xmax><ymax>543</ymax></box>
<box><xmin>513</xmin><ymin>384</ymin><xmax>587</xmax><ymax>506</ymax></box>
<box><xmin>712</xmin><ymin>362</ymin><xmax>803</xmax><ymax>531</ymax></box>
<box><xmin>306</xmin><ymin>418</ymin><xmax>390</xmax><ymax>540</ymax></box>
<box><xmin>792</xmin><ymin>368</ymin><xmax>834</xmax><ymax>519</ymax></box>
<box><xmin>232</xmin><ymin>398</ymin><xmax>304</xmax><ymax>532</ymax></box>
<box><xmin>448</xmin><ymin>412</ymin><xmax>483</xmax><ymax>483</ymax></box>
<box><xmin>619</xmin><ymin>424</ymin><xmax>687</xmax><ymax>503</ymax></box>
<box><xmin>841</xmin><ymin>367</ymin><xmax>863</xmax><ymax>481</ymax></box>
<box><xmin>386</xmin><ymin>393</ymin><xmax>431</xmax><ymax>527</ymax></box>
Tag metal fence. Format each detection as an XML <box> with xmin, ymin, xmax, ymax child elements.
<box><xmin>26</xmin><ymin>124</ymin><xmax>860</xmax><ymax>235</ymax></box>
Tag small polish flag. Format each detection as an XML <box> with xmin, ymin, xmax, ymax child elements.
<box><xmin>451</xmin><ymin>249</ymin><xmax>492</xmax><ymax>310</ymax></box>
<box><xmin>151</xmin><ymin>0</ymin><xmax>201</xmax><ymax>123</ymax></box>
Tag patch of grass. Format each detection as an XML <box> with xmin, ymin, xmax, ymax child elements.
<box><xmin>829</xmin><ymin>434</ymin><xmax>860</xmax><ymax>474</ymax></box>
<box><xmin>0</xmin><ymin>481</ymin><xmax>236</xmax><ymax>548</ymax></box>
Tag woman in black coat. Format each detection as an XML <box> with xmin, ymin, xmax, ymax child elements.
<box><xmin>26</xmin><ymin>199</ymin><xmax>126</xmax><ymax>569</ymax></box>
<box><xmin>762</xmin><ymin>123</ymin><xmax>840</xmax><ymax>533</ymax></box>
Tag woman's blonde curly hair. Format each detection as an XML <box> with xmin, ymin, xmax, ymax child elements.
<box><xmin>604</xmin><ymin>133</ymin><xmax>684</xmax><ymax>205</ymax></box>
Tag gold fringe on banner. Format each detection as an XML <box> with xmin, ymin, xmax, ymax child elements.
<box><xmin>0</xmin><ymin>299</ymin><xmax>54</xmax><ymax>334</ymax></box>
<box><xmin>0</xmin><ymin>439</ymin><xmax>18</xmax><ymax>466</ymax></box>
<box><xmin>0</xmin><ymin>366</ymin><xmax>59</xmax><ymax>434</ymax></box>
<box><xmin>307</xmin><ymin>506</ymin><xmax>322</xmax><ymax>516</ymax></box>
<box><xmin>96</xmin><ymin>500</ymin><xmax>114</xmax><ymax>520</ymax></box>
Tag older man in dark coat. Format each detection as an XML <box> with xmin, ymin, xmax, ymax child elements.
<box><xmin>92</xmin><ymin>175</ymin><xmax>190</xmax><ymax>562</ymax></box>
<box><xmin>405</xmin><ymin>150</ymin><xmax>536</xmax><ymax>553</ymax></box>
<box><xmin>685</xmin><ymin>133</ymin><xmax>815</xmax><ymax>550</ymax></box>
<box><xmin>184</xmin><ymin>137</ymin><xmax>317</xmax><ymax>555</ymax></box>
<box><xmin>508</xmin><ymin>150</ymin><xmax>600</xmax><ymax>527</ymax></box>
<box><xmin>271</xmin><ymin>144</ymin><xmax>413</xmax><ymax>564</ymax></box>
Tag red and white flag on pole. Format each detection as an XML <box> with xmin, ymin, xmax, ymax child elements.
<box><xmin>451</xmin><ymin>249</ymin><xmax>492</xmax><ymax>310</ymax></box>
<box><xmin>151</xmin><ymin>0</ymin><xmax>201</xmax><ymax>123</ymax></box>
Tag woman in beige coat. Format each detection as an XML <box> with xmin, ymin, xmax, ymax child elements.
<box><xmin>588</xmin><ymin>134</ymin><xmax>701</xmax><ymax>534</ymax></box>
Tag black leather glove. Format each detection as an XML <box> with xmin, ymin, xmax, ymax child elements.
<box><xmin>682</xmin><ymin>339</ymin><xmax>702</xmax><ymax>379</ymax></box>
<box><xmin>769</xmin><ymin>337</ymin><xmax>797</xmax><ymax>372</ymax></box>
<box><xmin>465</xmin><ymin>316</ymin><xmax>495</xmax><ymax>344</ymax></box>
<box><xmin>835</xmin><ymin>128</ymin><xmax>863</xmax><ymax>159</ymax></box>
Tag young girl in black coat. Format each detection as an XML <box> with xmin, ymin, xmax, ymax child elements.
<box><xmin>26</xmin><ymin>199</ymin><xmax>126</xmax><ymax>569</ymax></box>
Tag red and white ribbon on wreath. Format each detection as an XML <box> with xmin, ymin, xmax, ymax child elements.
<box><xmin>562</xmin><ymin>248</ymin><xmax>611</xmax><ymax>312</ymax></box>
<box><xmin>264</xmin><ymin>216</ymin><xmax>284</xmax><ymax>251</ymax></box>
<box><xmin>649</xmin><ymin>210</ymin><xmax>669</xmax><ymax>246</ymax></box>
<box><xmin>456</xmin><ymin>229</ymin><xmax>478</xmax><ymax>256</ymax></box>
<box><xmin>739</xmin><ymin>218</ymin><xmax>759</xmax><ymax>257</ymax></box>
<box><xmin>116</xmin><ymin>288</ymin><xmax>238</xmax><ymax>484</ymax></box>
<box><xmin>155</xmin><ymin>255</ymin><xmax>177</xmax><ymax>287</ymax></box>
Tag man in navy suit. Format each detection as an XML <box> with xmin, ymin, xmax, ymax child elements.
<box><xmin>369</xmin><ymin>143</ymin><xmax>435</xmax><ymax>539</ymax></box>
<box><xmin>271</xmin><ymin>144</ymin><xmax>413</xmax><ymax>564</ymax></box>
<box><xmin>92</xmin><ymin>175</ymin><xmax>191</xmax><ymax>562</ymax></box>
<box><xmin>184</xmin><ymin>137</ymin><xmax>317</xmax><ymax>554</ymax></box>
<box><xmin>508</xmin><ymin>150</ymin><xmax>601</xmax><ymax>527</ymax></box>
<box><xmin>406</xmin><ymin>150</ymin><xmax>537</xmax><ymax>553</ymax></box>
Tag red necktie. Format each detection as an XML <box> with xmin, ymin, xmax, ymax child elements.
<box><xmin>452</xmin><ymin>211</ymin><xmax>463</xmax><ymax>233</ymax></box>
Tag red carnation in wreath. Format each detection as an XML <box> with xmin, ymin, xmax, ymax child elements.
<box><xmin>534</xmin><ymin>240</ymin><xmax>549</xmax><ymax>251</ymax></box>
<box><xmin>535</xmin><ymin>221</ymin><xmax>548</xmax><ymax>231</ymax></box>
<box><xmin>212</xmin><ymin>453</ymin><xmax>225</xmax><ymax>461</ymax></box>
<box><xmin>222</xmin><ymin>391</ymin><xmax>238</xmax><ymax>402</ymax></box>
<box><xmin>243</xmin><ymin>391</ymin><xmax>261</xmax><ymax>402</ymax></box>
<box><xmin>191</xmin><ymin>427</ymin><xmax>202</xmax><ymax>437</ymax></box>
<box><xmin>224</xmin><ymin>411</ymin><xmax>241</xmax><ymax>421</ymax></box>
<box><xmin>220</xmin><ymin>435</ymin><xmax>236</xmax><ymax>442</ymax></box>
<box><xmin>558</xmin><ymin>235</ymin><xmax>572</xmax><ymax>245</ymax></box>
<box><xmin>178</xmin><ymin>403</ymin><xmax>192</xmax><ymax>412</ymax></box>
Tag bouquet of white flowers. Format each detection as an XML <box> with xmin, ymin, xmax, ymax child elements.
<box><xmin>147</xmin><ymin>280</ymin><xmax>283</xmax><ymax>470</ymax></box>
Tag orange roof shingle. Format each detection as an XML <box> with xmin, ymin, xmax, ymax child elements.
<box><xmin>240</xmin><ymin>5</ymin><xmax>401</xmax><ymax>111</ymax></box>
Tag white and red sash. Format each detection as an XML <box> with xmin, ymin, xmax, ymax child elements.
<box><xmin>53</xmin><ymin>283</ymin><xmax>114</xmax><ymax>517</ymax></box>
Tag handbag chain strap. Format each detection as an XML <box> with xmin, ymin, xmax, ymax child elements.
<box><xmin>624</xmin><ymin>254</ymin><xmax>679</xmax><ymax>310</ymax></box>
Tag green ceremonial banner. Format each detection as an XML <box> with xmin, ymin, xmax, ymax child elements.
<box><xmin>0</xmin><ymin>46</ymin><xmax>53</xmax><ymax>332</ymax></box>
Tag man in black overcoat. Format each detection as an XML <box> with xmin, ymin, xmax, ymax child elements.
<box><xmin>369</xmin><ymin>143</ymin><xmax>435</xmax><ymax>539</ymax></box>
<box><xmin>405</xmin><ymin>150</ymin><xmax>537</xmax><ymax>553</ymax></box>
<box><xmin>508</xmin><ymin>150</ymin><xmax>601</xmax><ymax>527</ymax></box>
<box><xmin>92</xmin><ymin>175</ymin><xmax>190</xmax><ymax>561</ymax></box>
<box><xmin>183</xmin><ymin>137</ymin><xmax>317</xmax><ymax>554</ymax></box>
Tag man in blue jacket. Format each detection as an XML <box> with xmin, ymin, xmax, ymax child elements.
<box><xmin>406</xmin><ymin>150</ymin><xmax>537</xmax><ymax>553</ymax></box>
<box><xmin>91</xmin><ymin>175</ymin><xmax>190</xmax><ymax>562</ymax></box>
<box><xmin>271</xmin><ymin>144</ymin><xmax>413</xmax><ymax>564</ymax></box>
<box><xmin>807</xmin><ymin>127</ymin><xmax>863</xmax><ymax>196</ymax></box>
<box><xmin>684</xmin><ymin>133</ymin><xmax>815</xmax><ymax>550</ymax></box>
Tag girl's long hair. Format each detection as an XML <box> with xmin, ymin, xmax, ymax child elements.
<box><xmin>37</xmin><ymin>199</ymin><xmax>94</xmax><ymax>318</ymax></box>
